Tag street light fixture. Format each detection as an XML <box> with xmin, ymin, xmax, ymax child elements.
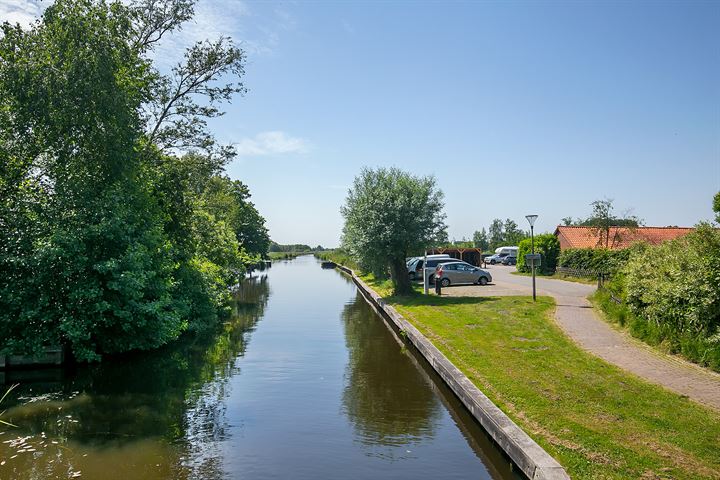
<box><xmin>525</xmin><ymin>215</ymin><xmax>538</xmax><ymax>301</ymax></box>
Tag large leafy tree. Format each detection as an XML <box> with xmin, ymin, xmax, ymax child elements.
<box><xmin>713</xmin><ymin>191</ymin><xmax>720</xmax><ymax>223</ymax></box>
<box><xmin>341</xmin><ymin>167</ymin><xmax>447</xmax><ymax>295</ymax></box>
<box><xmin>0</xmin><ymin>0</ymin><xmax>265</xmax><ymax>360</ymax></box>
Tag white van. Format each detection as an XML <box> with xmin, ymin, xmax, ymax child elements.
<box><xmin>494</xmin><ymin>246</ymin><xmax>518</xmax><ymax>256</ymax></box>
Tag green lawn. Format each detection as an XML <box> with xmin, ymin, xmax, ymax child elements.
<box><xmin>361</xmin><ymin>276</ymin><xmax>720</xmax><ymax>479</ymax></box>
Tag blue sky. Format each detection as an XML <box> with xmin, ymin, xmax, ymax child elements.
<box><xmin>3</xmin><ymin>0</ymin><xmax>719</xmax><ymax>247</ymax></box>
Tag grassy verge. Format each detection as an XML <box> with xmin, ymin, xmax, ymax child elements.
<box><xmin>314</xmin><ymin>250</ymin><xmax>360</xmax><ymax>271</ymax></box>
<box><xmin>267</xmin><ymin>251</ymin><xmax>305</xmax><ymax>260</ymax></box>
<box><xmin>592</xmin><ymin>289</ymin><xmax>720</xmax><ymax>372</ymax></box>
<box><xmin>358</xmin><ymin>275</ymin><xmax>720</xmax><ymax>479</ymax></box>
<box><xmin>510</xmin><ymin>270</ymin><xmax>597</xmax><ymax>285</ymax></box>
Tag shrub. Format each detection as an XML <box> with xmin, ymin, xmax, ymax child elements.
<box><xmin>595</xmin><ymin>224</ymin><xmax>720</xmax><ymax>371</ymax></box>
<box><xmin>557</xmin><ymin>246</ymin><xmax>643</xmax><ymax>275</ymax></box>
<box><xmin>516</xmin><ymin>234</ymin><xmax>560</xmax><ymax>274</ymax></box>
<box><xmin>625</xmin><ymin>224</ymin><xmax>720</xmax><ymax>342</ymax></box>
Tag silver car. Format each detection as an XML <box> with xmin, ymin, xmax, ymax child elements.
<box><xmin>435</xmin><ymin>262</ymin><xmax>492</xmax><ymax>287</ymax></box>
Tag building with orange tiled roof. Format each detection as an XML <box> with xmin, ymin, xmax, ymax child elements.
<box><xmin>554</xmin><ymin>225</ymin><xmax>694</xmax><ymax>250</ymax></box>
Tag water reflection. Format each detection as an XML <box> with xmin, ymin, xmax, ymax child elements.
<box><xmin>341</xmin><ymin>294</ymin><xmax>442</xmax><ymax>458</ymax></box>
<box><xmin>1</xmin><ymin>259</ymin><xmax>513</xmax><ymax>480</ymax></box>
<box><xmin>0</xmin><ymin>275</ymin><xmax>270</xmax><ymax>480</ymax></box>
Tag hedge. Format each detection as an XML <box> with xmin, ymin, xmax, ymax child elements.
<box><xmin>557</xmin><ymin>246</ymin><xmax>642</xmax><ymax>275</ymax></box>
<box><xmin>516</xmin><ymin>234</ymin><xmax>560</xmax><ymax>274</ymax></box>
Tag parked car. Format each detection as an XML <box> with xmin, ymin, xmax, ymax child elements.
<box><xmin>485</xmin><ymin>253</ymin><xmax>508</xmax><ymax>265</ymax></box>
<box><xmin>408</xmin><ymin>254</ymin><xmax>451</xmax><ymax>280</ymax></box>
<box><xmin>501</xmin><ymin>255</ymin><xmax>517</xmax><ymax>266</ymax></box>
<box><xmin>424</xmin><ymin>258</ymin><xmax>466</xmax><ymax>283</ymax></box>
<box><xmin>434</xmin><ymin>262</ymin><xmax>492</xmax><ymax>287</ymax></box>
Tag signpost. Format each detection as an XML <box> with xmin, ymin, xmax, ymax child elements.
<box><xmin>525</xmin><ymin>254</ymin><xmax>541</xmax><ymax>267</ymax></box>
<box><xmin>525</xmin><ymin>215</ymin><xmax>539</xmax><ymax>301</ymax></box>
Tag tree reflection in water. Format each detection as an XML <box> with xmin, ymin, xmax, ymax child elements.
<box><xmin>0</xmin><ymin>274</ymin><xmax>270</xmax><ymax>480</ymax></box>
<box><xmin>341</xmin><ymin>292</ymin><xmax>442</xmax><ymax>459</ymax></box>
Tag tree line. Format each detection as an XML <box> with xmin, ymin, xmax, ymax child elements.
<box><xmin>0</xmin><ymin>0</ymin><xmax>269</xmax><ymax>361</ymax></box>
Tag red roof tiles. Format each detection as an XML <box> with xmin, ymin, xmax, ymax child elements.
<box><xmin>554</xmin><ymin>226</ymin><xmax>693</xmax><ymax>250</ymax></box>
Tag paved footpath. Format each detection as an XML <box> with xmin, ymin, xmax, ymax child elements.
<box><xmin>443</xmin><ymin>265</ymin><xmax>720</xmax><ymax>411</ymax></box>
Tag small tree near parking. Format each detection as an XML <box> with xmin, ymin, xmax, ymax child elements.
<box><xmin>341</xmin><ymin>167</ymin><xmax>447</xmax><ymax>295</ymax></box>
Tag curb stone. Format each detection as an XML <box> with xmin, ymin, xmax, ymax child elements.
<box><xmin>336</xmin><ymin>265</ymin><xmax>570</xmax><ymax>480</ymax></box>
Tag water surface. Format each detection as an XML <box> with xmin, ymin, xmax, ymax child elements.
<box><xmin>0</xmin><ymin>255</ymin><xmax>518</xmax><ymax>479</ymax></box>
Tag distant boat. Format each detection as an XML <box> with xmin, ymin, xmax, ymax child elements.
<box><xmin>321</xmin><ymin>261</ymin><xmax>336</xmax><ymax>269</ymax></box>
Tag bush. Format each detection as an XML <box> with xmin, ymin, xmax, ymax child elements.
<box><xmin>625</xmin><ymin>224</ymin><xmax>720</xmax><ymax>341</ymax></box>
<box><xmin>516</xmin><ymin>234</ymin><xmax>560</xmax><ymax>274</ymax></box>
<box><xmin>557</xmin><ymin>246</ymin><xmax>642</xmax><ymax>275</ymax></box>
<box><xmin>594</xmin><ymin>224</ymin><xmax>720</xmax><ymax>371</ymax></box>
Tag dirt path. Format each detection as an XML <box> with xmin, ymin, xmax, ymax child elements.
<box><xmin>442</xmin><ymin>265</ymin><xmax>720</xmax><ymax>411</ymax></box>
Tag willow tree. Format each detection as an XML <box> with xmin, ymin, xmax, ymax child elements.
<box><xmin>341</xmin><ymin>167</ymin><xmax>446</xmax><ymax>295</ymax></box>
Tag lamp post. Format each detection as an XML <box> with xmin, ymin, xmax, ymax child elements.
<box><xmin>525</xmin><ymin>214</ymin><xmax>538</xmax><ymax>301</ymax></box>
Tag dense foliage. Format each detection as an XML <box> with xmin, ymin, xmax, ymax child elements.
<box><xmin>516</xmin><ymin>234</ymin><xmax>560</xmax><ymax>274</ymax></box>
<box><xmin>269</xmin><ymin>242</ymin><xmax>326</xmax><ymax>253</ymax></box>
<box><xmin>0</xmin><ymin>0</ymin><xmax>268</xmax><ymax>361</ymax></box>
<box><xmin>557</xmin><ymin>247</ymin><xmax>639</xmax><ymax>275</ymax></box>
<box><xmin>340</xmin><ymin>167</ymin><xmax>446</xmax><ymax>295</ymax></box>
<box><xmin>594</xmin><ymin>224</ymin><xmax>720</xmax><ymax>371</ymax></box>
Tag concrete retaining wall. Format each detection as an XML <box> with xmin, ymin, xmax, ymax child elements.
<box><xmin>336</xmin><ymin>265</ymin><xmax>570</xmax><ymax>480</ymax></box>
<box><xmin>0</xmin><ymin>347</ymin><xmax>65</xmax><ymax>370</ymax></box>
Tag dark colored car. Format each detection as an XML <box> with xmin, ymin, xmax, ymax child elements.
<box><xmin>501</xmin><ymin>255</ymin><xmax>517</xmax><ymax>266</ymax></box>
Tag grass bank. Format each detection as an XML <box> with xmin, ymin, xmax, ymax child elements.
<box><xmin>314</xmin><ymin>250</ymin><xmax>359</xmax><ymax>271</ymax></box>
<box><xmin>510</xmin><ymin>270</ymin><xmax>597</xmax><ymax>285</ymax></box>
<box><xmin>267</xmin><ymin>251</ymin><xmax>305</xmax><ymax>260</ymax></box>
<box><xmin>357</xmin><ymin>274</ymin><xmax>720</xmax><ymax>479</ymax></box>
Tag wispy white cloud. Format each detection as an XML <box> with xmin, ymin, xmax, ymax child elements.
<box><xmin>152</xmin><ymin>0</ymin><xmax>297</xmax><ymax>67</ymax></box>
<box><xmin>233</xmin><ymin>131</ymin><xmax>309</xmax><ymax>157</ymax></box>
<box><xmin>1</xmin><ymin>0</ymin><xmax>295</xmax><ymax>65</ymax></box>
<box><xmin>0</xmin><ymin>0</ymin><xmax>45</xmax><ymax>29</ymax></box>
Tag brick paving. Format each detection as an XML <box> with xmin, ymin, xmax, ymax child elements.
<box><xmin>439</xmin><ymin>265</ymin><xmax>720</xmax><ymax>411</ymax></box>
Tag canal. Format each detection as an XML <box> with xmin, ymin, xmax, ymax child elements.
<box><xmin>0</xmin><ymin>255</ymin><xmax>518</xmax><ymax>479</ymax></box>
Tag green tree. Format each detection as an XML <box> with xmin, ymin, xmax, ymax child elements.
<box><xmin>341</xmin><ymin>167</ymin><xmax>446</xmax><ymax>295</ymax></box>
<box><xmin>0</xmin><ymin>0</ymin><xmax>266</xmax><ymax>360</ymax></box>
<box><xmin>503</xmin><ymin>218</ymin><xmax>526</xmax><ymax>245</ymax></box>
<box><xmin>713</xmin><ymin>191</ymin><xmax>720</xmax><ymax>223</ymax></box>
<box><xmin>472</xmin><ymin>228</ymin><xmax>489</xmax><ymax>250</ymax></box>
<box><xmin>203</xmin><ymin>175</ymin><xmax>270</xmax><ymax>259</ymax></box>
<box><xmin>0</xmin><ymin>0</ymin><xmax>185</xmax><ymax>360</ymax></box>
<box><xmin>488</xmin><ymin>218</ymin><xmax>504</xmax><ymax>250</ymax></box>
<box><xmin>580</xmin><ymin>199</ymin><xmax>641</xmax><ymax>249</ymax></box>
